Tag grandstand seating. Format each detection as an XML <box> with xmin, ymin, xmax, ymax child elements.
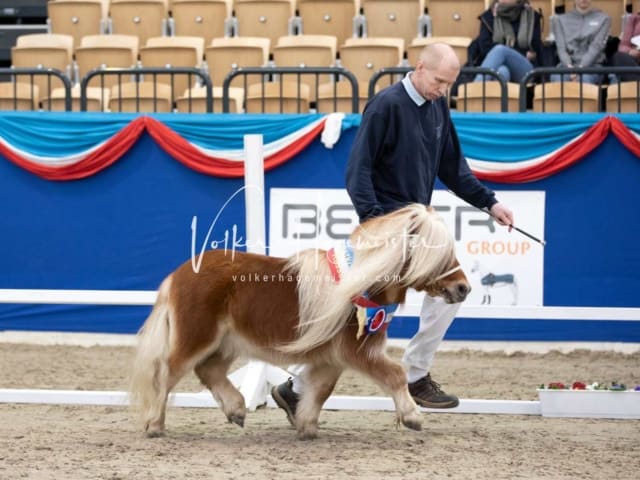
<box><xmin>360</xmin><ymin>0</ymin><xmax>423</xmax><ymax>49</ymax></box>
<box><xmin>339</xmin><ymin>37</ymin><xmax>404</xmax><ymax>85</ymax></box>
<box><xmin>606</xmin><ymin>81</ymin><xmax>640</xmax><ymax>113</ymax></box>
<box><xmin>297</xmin><ymin>0</ymin><xmax>357</xmax><ymax>50</ymax></box>
<box><xmin>273</xmin><ymin>34</ymin><xmax>338</xmax><ymax>101</ymax></box>
<box><xmin>74</xmin><ymin>34</ymin><xmax>139</xmax><ymax>89</ymax></box>
<box><xmin>41</xmin><ymin>85</ymin><xmax>109</xmax><ymax>111</ymax></box>
<box><xmin>109</xmin><ymin>80</ymin><xmax>173</xmax><ymax>112</ymax></box>
<box><xmin>108</xmin><ymin>0</ymin><xmax>170</xmax><ymax>46</ymax></box>
<box><xmin>456</xmin><ymin>80</ymin><xmax>520</xmax><ymax>112</ymax></box>
<box><xmin>0</xmin><ymin>82</ymin><xmax>39</xmax><ymax>110</ymax></box>
<box><xmin>11</xmin><ymin>33</ymin><xmax>74</xmax><ymax>99</ymax></box>
<box><xmin>139</xmin><ymin>35</ymin><xmax>205</xmax><ymax>101</ymax></box>
<box><xmin>176</xmin><ymin>85</ymin><xmax>244</xmax><ymax>112</ymax></box>
<box><xmin>169</xmin><ymin>0</ymin><xmax>231</xmax><ymax>45</ymax></box>
<box><xmin>233</xmin><ymin>0</ymin><xmax>294</xmax><ymax>52</ymax></box>
<box><xmin>315</xmin><ymin>79</ymin><xmax>369</xmax><ymax>113</ymax></box>
<box><xmin>205</xmin><ymin>36</ymin><xmax>271</xmax><ymax>88</ymax></box>
<box><xmin>426</xmin><ymin>0</ymin><xmax>486</xmax><ymax>39</ymax></box>
<box><xmin>245</xmin><ymin>80</ymin><xmax>310</xmax><ymax>113</ymax></box>
<box><xmin>46</xmin><ymin>0</ymin><xmax>108</xmax><ymax>45</ymax></box>
<box><xmin>597</xmin><ymin>0</ymin><xmax>630</xmax><ymax>37</ymax></box>
<box><xmin>533</xmin><ymin>81</ymin><xmax>600</xmax><ymax>112</ymax></box>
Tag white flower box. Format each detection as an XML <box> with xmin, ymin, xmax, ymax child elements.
<box><xmin>537</xmin><ymin>389</ymin><xmax>640</xmax><ymax>419</ymax></box>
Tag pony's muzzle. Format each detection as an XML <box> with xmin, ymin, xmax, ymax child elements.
<box><xmin>443</xmin><ymin>281</ymin><xmax>471</xmax><ymax>304</ymax></box>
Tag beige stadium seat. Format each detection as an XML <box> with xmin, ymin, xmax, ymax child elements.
<box><xmin>245</xmin><ymin>81</ymin><xmax>310</xmax><ymax>113</ymax></box>
<box><xmin>176</xmin><ymin>85</ymin><xmax>244</xmax><ymax>112</ymax></box>
<box><xmin>407</xmin><ymin>36</ymin><xmax>471</xmax><ymax>67</ymax></box>
<box><xmin>606</xmin><ymin>82</ymin><xmax>640</xmax><ymax>113</ymax></box>
<box><xmin>0</xmin><ymin>82</ymin><xmax>39</xmax><ymax>111</ymax></box>
<box><xmin>41</xmin><ymin>85</ymin><xmax>110</xmax><ymax>111</ymax></box>
<box><xmin>46</xmin><ymin>0</ymin><xmax>109</xmax><ymax>45</ymax></box>
<box><xmin>11</xmin><ymin>33</ymin><xmax>74</xmax><ymax>100</ymax></box>
<box><xmin>139</xmin><ymin>36</ymin><xmax>205</xmax><ymax>102</ymax></box>
<box><xmin>205</xmin><ymin>36</ymin><xmax>271</xmax><ymax>88</ymax></box>
<box><xmin>316</xmin><ymin>80</ymin><xmax>369</xmax><ymax>113</ymax></box>
<box><xmin>108</xmin><ymin>0</ymin><xmax>170</xmax><ymax>46</ymax></box>
<box><xmin>427</xmin><ymin>0</ymin><xmax>486</xmax><ymax>39</ymax></box>
<box><xmin>273</xmin><ymin>34</ymin><xmax>338</xmax><ymax>101</ymax></box>
<box><xmin>74</xmin><ymin>34</ymin><xmax>139</xmax><ymax>89</ymax></box>
<box><xmin>233</xmin><ymin>0</ymin><xmax>294</xmax><ymax>53</ymax></box>
<box><xmin>339</xmin><ymin>37</ymin><xmax>404</xmax><ymax>85</ymax></box>
<box><xmin>456</xmin><ymin>81</ymin><xmax>520</xmax><ymax>112</ymax></box>
<box><xmin>297</xmin><ymin>0</ymin><xmax>357</xmax><ymax>50</ymax></box>
<box><xmin>169</xmin><ymin>0</ymin><xmax>231</xmax><ymax>45</ymax></box>
<box><xmin>360</xmin><ymin>0</ymin><xmax>423</xmax><ymax>49</ymax></box>
<box><xmin>596</xmin><ymin>0</ymin><xmax>628</xmax><ymax>37</ymax></box>
<box><xmin>533</xmin><ymin>82</ymin><xmax>600</xmax><ymax>113</ymax></box>
<box><xmin>529</xmin><ymin>0</ymin><xmax>556</xmax><ymax>41</ymax></box>
<box><xmin>109</xmin><ymin>81</ymin><xmax>173</xmax><ymax>112</ymax></box>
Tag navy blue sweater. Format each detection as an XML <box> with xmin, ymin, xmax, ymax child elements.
<box><xmin>345</xmin><ymin>80</ymin><xmax>497</xmax><ymax>222</ymax></box>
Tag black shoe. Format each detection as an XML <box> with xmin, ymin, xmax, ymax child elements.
<box><xmin>271</xmin><ymin>378</ymin><xmax>300</xmax><ymax>426</ymax></box>
<box><xmin>408</xmin><ymin>373</ymin><xmax>459</xmax><ymax>409</ymax></box>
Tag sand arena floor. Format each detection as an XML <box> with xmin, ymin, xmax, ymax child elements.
<box><xmin>0</xmin><ymin>342</ymin><xmax>639</xmax><ymax>480</ymax></box>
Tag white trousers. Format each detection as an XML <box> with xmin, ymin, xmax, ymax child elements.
<box><xmin>402</xmin><ymin>294</ymin><xmax>461</xmax><ymax>380</ymax></box>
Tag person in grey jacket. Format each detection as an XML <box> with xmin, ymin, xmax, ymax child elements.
<box><xmin>551</xmin><ymin>0</ymin><xmax>611</xmax><ymax>84</ymax></box>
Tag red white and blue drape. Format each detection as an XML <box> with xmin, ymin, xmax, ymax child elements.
<box><xmin>1</xmin><ymin>112</ymin><xmax>639</xmax><ymax>182</ymax></box>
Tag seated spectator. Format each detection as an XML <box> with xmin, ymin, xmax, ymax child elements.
<box><xmin>473</xmin><ymin>0</ymin><xmax>543</xmax><ymax>83</ymax></box>
<box><xmin>551</xmin><ymin>0</ymin><xmax>611</xmax><ymax>84</ymax></box>
<box><xmin>610</xmin><ymin>11</ymin><xmax>640</xmax><ymax>81</ymax></box>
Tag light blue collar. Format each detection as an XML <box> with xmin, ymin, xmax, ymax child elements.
<box><xmin>402</xmin><ymin>72</ymin><xmax>426</xmax><ymax>107</ymax></box>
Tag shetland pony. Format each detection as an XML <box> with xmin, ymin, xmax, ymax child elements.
<box><xmin>129</xmin><ymin>203</ymin><xmax>470</xmax><ymax>439</ymax></box>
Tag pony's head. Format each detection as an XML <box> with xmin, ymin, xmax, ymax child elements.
<box><xmin>350</xmin><ymin>204</ymin><xmax>470</xmax><ymax>304</ymax></box>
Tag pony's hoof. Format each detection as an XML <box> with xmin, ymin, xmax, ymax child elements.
<box><xmin>145</xmin><ymin>429</ymin><xmax>166</xmax><ymax>438</ymax></box>
<box><xmin>227</xmin><ymin>414</ymin><xmax>245</xmax><ymax>428</ymax></box>
<box><xmin>402</xmin><ymin>419</ymin><xmax>423</xmax><ymax>431</ymax></box>
<box><xmin>296</xmin><ymin>428</ymin><xmax>318</xmax><ymax>441</ymax></box>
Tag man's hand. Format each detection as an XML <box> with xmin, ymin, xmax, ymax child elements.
<box><xmin>490</xmin><ymin>202</ymin><xmax>514</xmax><ymax>230</ymax></box>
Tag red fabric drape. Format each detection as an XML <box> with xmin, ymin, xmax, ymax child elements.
<box><xmin>144</xmin><ymin>117</ymin><xmax>327</xmax><ymax>178</ymax></box>
<box><xmin>0</xmin><ymin>118</ymin><xmax>146</xmax><ymax>181</ymax></box>
<box><xmin>474</xmin><ymin>117</ymin><xmax>640</xmax><ymax>183</ymax></box>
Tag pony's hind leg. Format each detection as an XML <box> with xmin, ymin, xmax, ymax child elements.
<box><xmin>347</xmin><ymin>348</ymin><xmax>422</xmax><ymax>431</ymax></box>
<box><xmin>296</xmin><ymin>363</ymin><xmax>343</xmax><ymax>440</ymax></box>
<box><xmin>195</xmin><ymin>351</ymin><xmax>246</xmax><ymax>427</ymax></box>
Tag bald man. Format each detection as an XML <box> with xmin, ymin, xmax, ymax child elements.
<box><xmin>272</xmin><ymin>44</ymin><xmax>513</xmax><ymax>421</ymax></box>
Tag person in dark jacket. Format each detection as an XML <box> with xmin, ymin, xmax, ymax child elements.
<box><xmin>473</xmin><ymin>0</ymin><xmax>543</xmax><ymax>83</ymax></box>
<box><xmin>272</xmin><ymin>44</ymin><xmax>514</xmax><ymax>419</ymax></box>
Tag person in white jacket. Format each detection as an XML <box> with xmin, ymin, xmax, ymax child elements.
<box><xmin>551</xmin><ymin>0</ymin><xmax>611</xmax><ymax>84</ymax></box>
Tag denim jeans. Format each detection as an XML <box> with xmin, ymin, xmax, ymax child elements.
<box><xmin>474</xmin><ymin>44</ymin><xmax>534</xmax><ymax>83</ymax></box>
<box><xmin>550</xmin><ymin>72</ymin><xmax>603</xmax><ymax>85</ymax></box>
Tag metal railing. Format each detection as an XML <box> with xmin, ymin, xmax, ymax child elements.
<box><xmin>369</xmin><ymin>67</ymin><xmax>511</xmax><ymax>112</ymax></box>
<box><xmin>222</xmin><ymin>66</ymin><xmax>360</xmax><ymax>113</ymax></box>
<box><xmin>1</xmin><ymin>65</ymin><xmax>639</xmax><ymax>114</ymax></box>
<box><xmin>0</xmin><ymin>67</ymin><xmax>72</xmax><ymax>111</ymax></box>
<box><xmin>519</xmin><ymin>67</ymin><xmax>640</xmax><ymax>112</ymax></box>
<box><xmin>81</xmin><ymin>66</ymin><xmax>212</xmax><ymax>112</ymax></box>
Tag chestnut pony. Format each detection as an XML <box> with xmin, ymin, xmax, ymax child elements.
<box><xmin>130</xmin><ymin>203</ymin><xmax>470</xmax><ymax>439</ymax></box>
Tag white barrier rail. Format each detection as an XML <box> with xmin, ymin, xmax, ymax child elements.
<box><xmin>1</xmin><ymin>288</ymin><xmax>639</xmax><ymax>321</ymax></box>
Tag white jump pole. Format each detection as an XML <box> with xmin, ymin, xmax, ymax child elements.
<box><xmin>236</xmin><ymin>134</ymin><xmax>290</xmax><ymax>411</ymax></box>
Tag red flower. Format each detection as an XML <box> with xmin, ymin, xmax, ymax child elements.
<box><xmin>571</xmin><ymin>381</ymin><xmax>587</xmax><ymax>390</ymax></box>
<box><xmin>548</xmin><ymin>382</ymin><xmax>566</xmax><ymax>389</ymax></box>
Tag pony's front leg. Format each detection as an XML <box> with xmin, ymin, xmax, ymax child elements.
<box><xmin>296</xmin><ymin>363</ymin><xmax>343</xmax><ymax>440</ymax></box>
<box><xmin>348</xmin><ymin>349</ymin><xmax>422</xmax><ymax>431</ymax></box>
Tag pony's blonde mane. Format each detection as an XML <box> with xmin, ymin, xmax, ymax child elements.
<box><xmin>279</xmin><ymin>204</ymin><xmax>455</xmax><ymax>354</ymax></box>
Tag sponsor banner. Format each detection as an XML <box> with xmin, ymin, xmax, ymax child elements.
<box><xmin>269</xmin><ymin>188</ymin><xmax>545</xmax><ymax>313</ymax></box>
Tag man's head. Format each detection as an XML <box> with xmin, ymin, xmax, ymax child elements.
<box><xmin>574</xmin><ymin>0</ymin><xmax>594</xmax><ymax>14</ymax></box>
<box><xmin>411</xmin><ymin>43</ymin><xmax>460</xmax><ymax>101</ymax></box>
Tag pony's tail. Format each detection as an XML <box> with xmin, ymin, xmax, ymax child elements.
<box><xmin>129</xmin><ymin>276</ymin><xmax>172</xmax><ymax>430</ymax></box>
